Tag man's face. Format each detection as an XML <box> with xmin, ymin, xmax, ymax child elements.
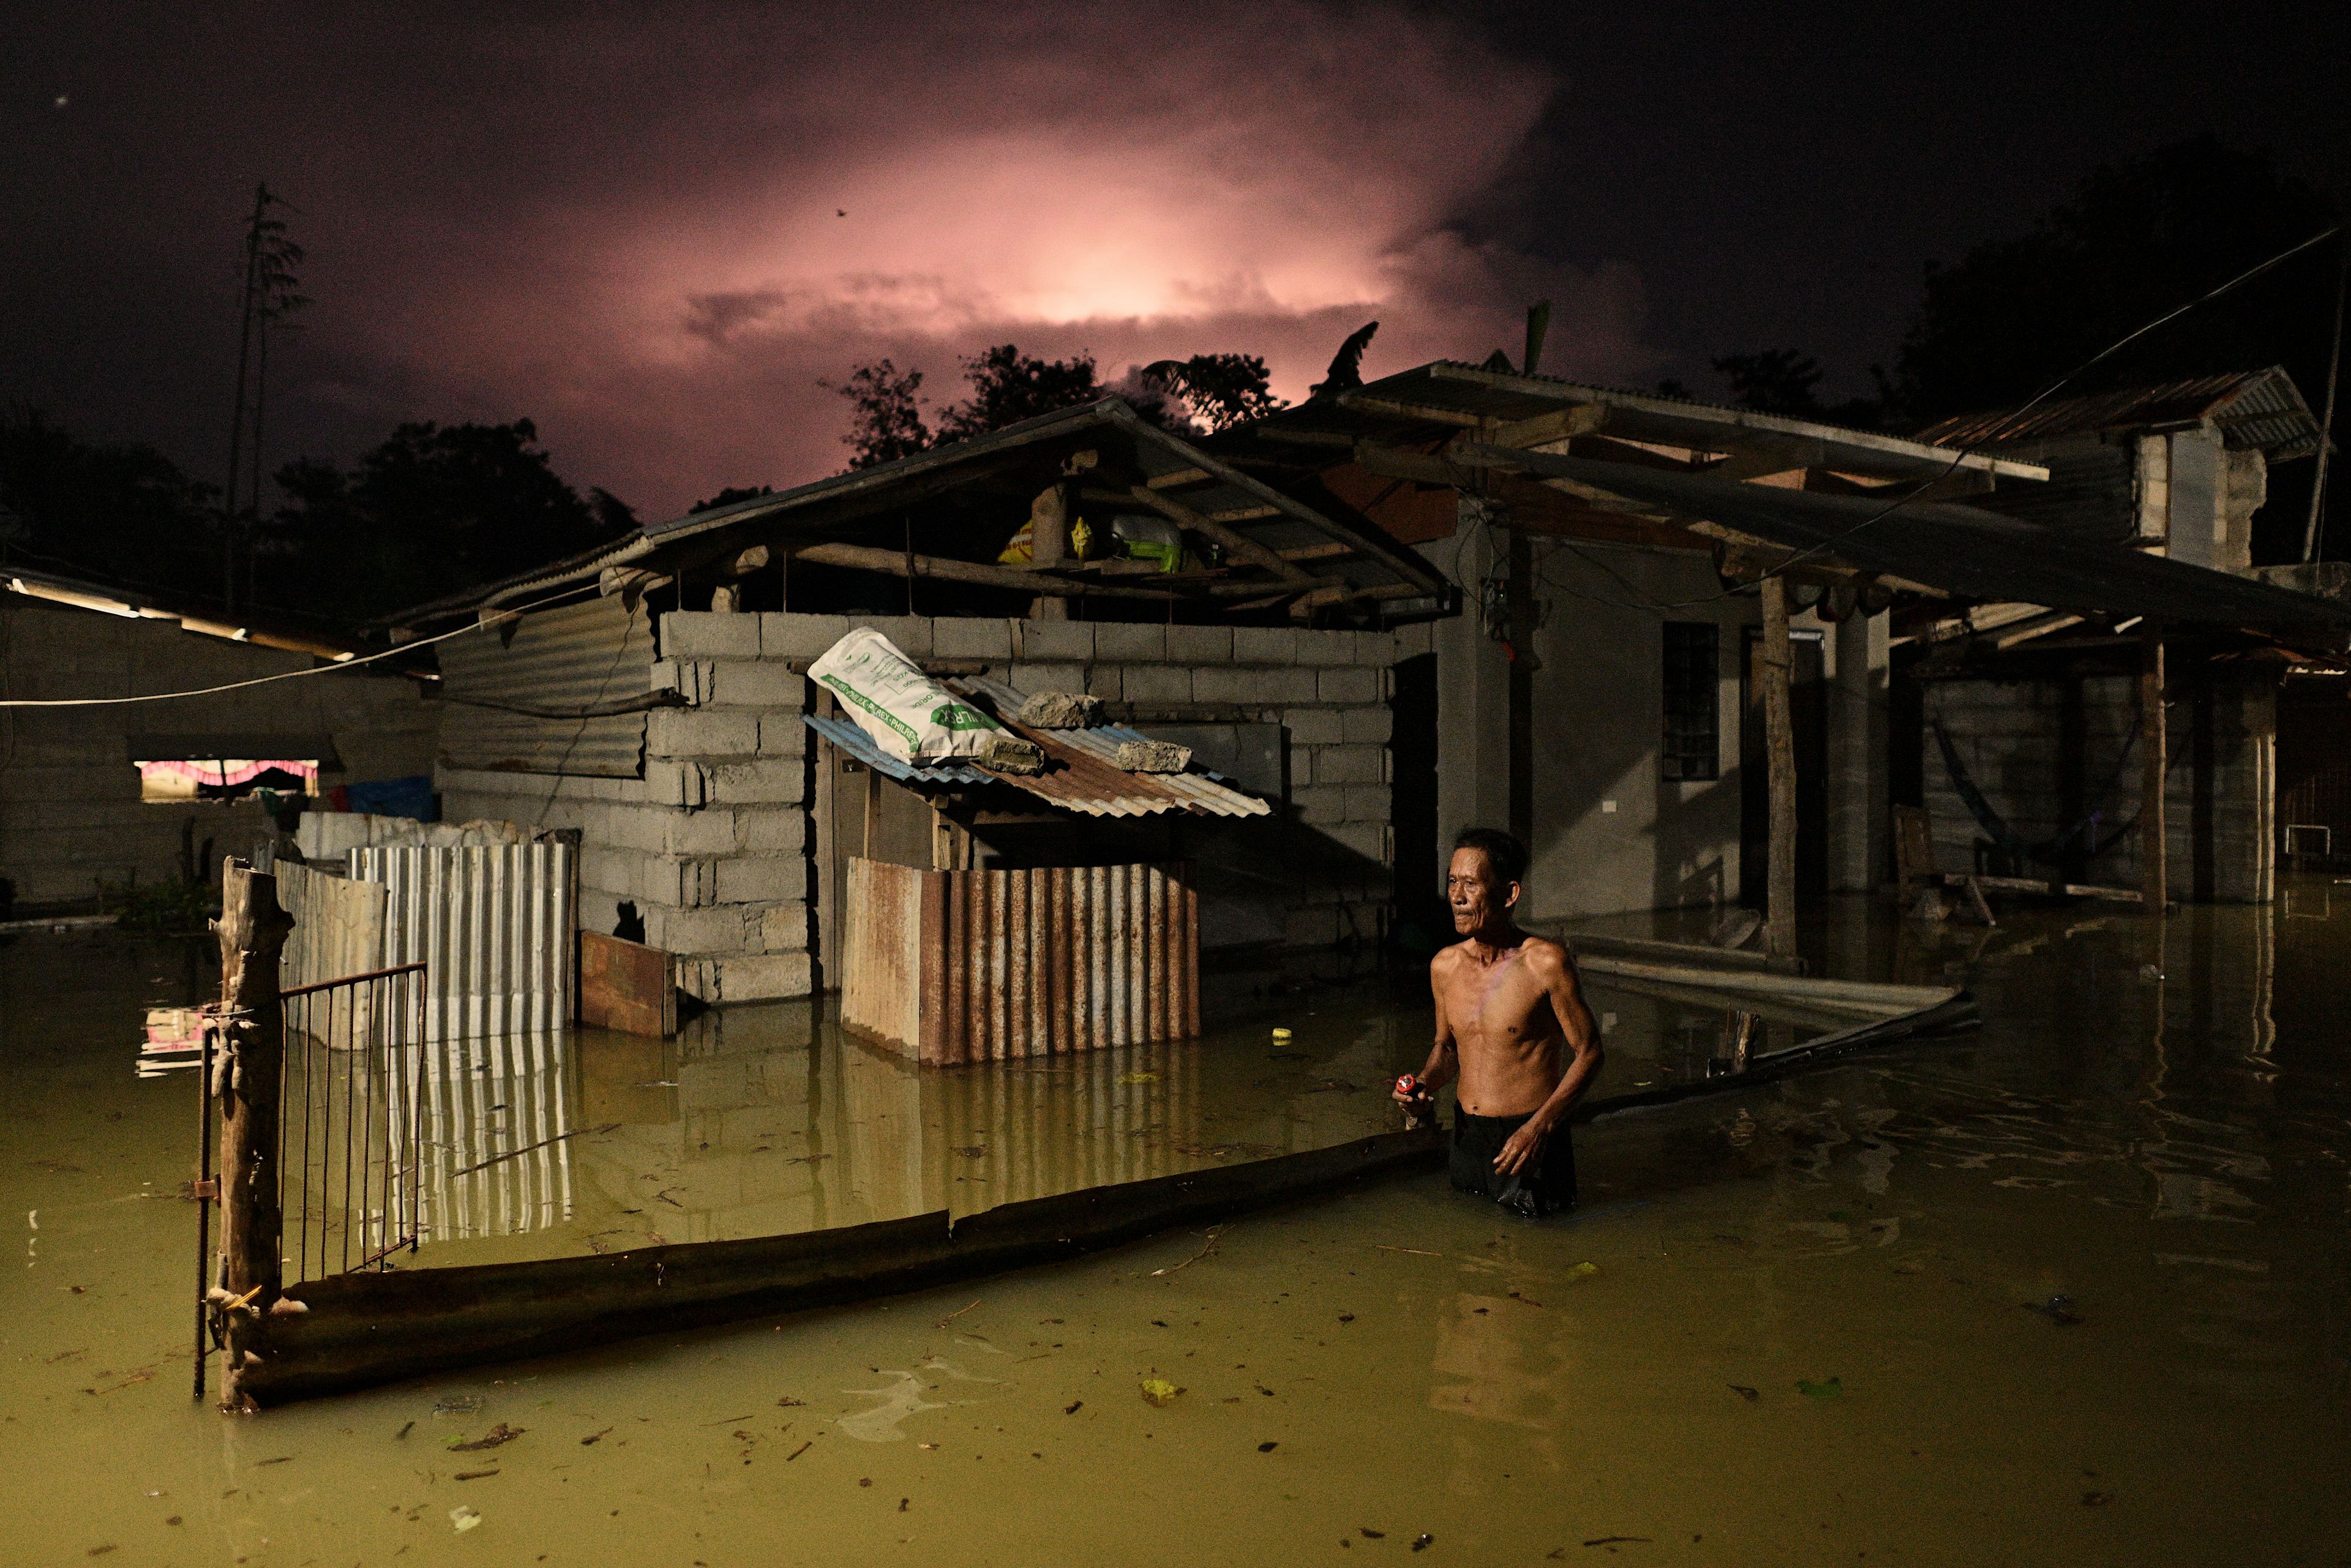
<box><xmin>1447</xmin><ymin>847</ymin><xmax>1516</xmax><ymax>934</ymax></box>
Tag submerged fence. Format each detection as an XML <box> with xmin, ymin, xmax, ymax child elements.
<box><xmin>277</xmin><ymin>963</ymin><xmax>429</xmax><ymax>1280</ymax></box>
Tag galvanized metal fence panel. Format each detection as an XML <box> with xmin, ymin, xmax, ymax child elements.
<box><xmin>354</xmin><ymin>841</ymin><xmax>577</xmax><ymax>1043</ymax></box>
<box><xmin>436</xmin><ymin>594</ymin><xmax>654</xmax><ymax>778</ymax></box>
<box><xmin>276</xmin><ymin>860</ymin><xmax>388</xmax><ymax>1006</ymax></box>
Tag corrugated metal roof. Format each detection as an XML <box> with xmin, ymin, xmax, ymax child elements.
<box><xmin>437</xmin><ymin>595</ymin><xmax>654</xmax><ymax>778</ymax></box>
<box><xmin>395</xmin><ymin>398</ymin><xmax>1450</xmax><ymax>626</ymax></box>
<box><xmin>802</xmin><ymin>679</ymin><xmax>1271</xmax><ymax>819</ymax></box>
<box><xmin>1504</xmin><ymin>447</ymin><xmax>2351</xmax><ymax>630</ymax></box>
<box><xmin>1227</xmin><ymin>361</ymin><xmax>2047</xmax><ymax>483</ymax></box>
<box><xmin>1913</xmin><ymin>367</ymin><xmax>2322</xmax><ymax>459</ymax></box>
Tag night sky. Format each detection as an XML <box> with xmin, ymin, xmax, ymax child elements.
<box><xmin>7</xmin><ymin>2</ymin><xmax>2347</xmax><ymax>520</ymax></box>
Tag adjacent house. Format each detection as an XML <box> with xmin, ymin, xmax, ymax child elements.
<box><xmin>0</xmin><ymin>566</ymin><xmax>438</xmax><ymax>911</ymax></box>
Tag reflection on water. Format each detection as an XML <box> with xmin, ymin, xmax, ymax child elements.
<box><xmin>9</xmin><ymin>882</ymin><xmax>2351</xmax><ymax>1565</ymax></box>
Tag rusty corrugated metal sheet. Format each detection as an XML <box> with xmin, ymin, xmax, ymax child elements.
<box><xmin>437</xmin><ymin>595</ymin><xmax>654</xmax><ymax>778</ymax></box>
<box><xmin>1914</xmin><ymin>367</ymin><xmax>2322</xmax><ymax>459</ymax></box>
<box><xmin>840</xmin><ymin>857</ymin><xmax>1199</xmax><ymax>1065</ymax></box>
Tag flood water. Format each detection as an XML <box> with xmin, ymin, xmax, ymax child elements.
<box><xmin>6</xmin><ymin>885</ymin><xmax>2349</xmax><ymax>1565</ymax></box>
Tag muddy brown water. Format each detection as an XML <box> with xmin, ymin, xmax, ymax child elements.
<box><xmin>4</xmin><ymin>888</ymin><xmax>2347</xmax><ymax>1564</ymax></box>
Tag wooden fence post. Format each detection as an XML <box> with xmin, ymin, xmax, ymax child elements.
<box><xmin>1761</xmin><ymin>576</ymin><xmax>1799</xmax><ymax>961</ymax></box>
<box><xmin>216</xmin><ymin>859</ymin><xmax>293</xmax><ymax>1409</ymax></box>
<box><xmin>2140</xmin><ymin>625</ymin><xmax>2168</xmax><ymax>913</ymax></box>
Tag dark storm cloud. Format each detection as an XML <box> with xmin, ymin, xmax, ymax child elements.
<box><xmin>6</xmin><ymin>2</ymin><xmax>1649</xmax><ymax>516</ymax></box>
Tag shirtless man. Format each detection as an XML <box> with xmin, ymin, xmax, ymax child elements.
<box><xmin>1393</xmin><ymin>827</ymin><xmax>1602</xmax><ymax>1217</ymax></box>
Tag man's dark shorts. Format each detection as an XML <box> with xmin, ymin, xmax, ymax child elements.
<box><xmin>1449</xmin><ymin>1109</ymin><xmax>1577</xmax><ymax>1218</ymax></box>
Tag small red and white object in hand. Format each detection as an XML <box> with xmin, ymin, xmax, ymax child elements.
<box><xmin>1393</xmin><ymin>1073</ymin><xmax>1436</xmax><ymax>1129</ymax></box>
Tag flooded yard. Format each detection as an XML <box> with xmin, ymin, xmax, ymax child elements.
<box><xmin>5</xmin><ymin>885</ymin><xmax>2348</xmax><ymax>1565</ymax></box>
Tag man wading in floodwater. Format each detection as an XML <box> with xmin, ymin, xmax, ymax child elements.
<box><xmin>1394</xmin><ymin>828</ymin><xmax>1602</xmax><ymax>1217</ymax></box>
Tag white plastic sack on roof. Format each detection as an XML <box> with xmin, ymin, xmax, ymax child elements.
<box><xmin>808</xmin><ymin>628</ymin><xmax>1003</xmax><ymax>765</ymax></box>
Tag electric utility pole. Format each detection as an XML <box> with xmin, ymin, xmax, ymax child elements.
<box><xmin>222</xmin><ymin>184</ymin><xmax>307</xmax><ymax>617</ymax></box>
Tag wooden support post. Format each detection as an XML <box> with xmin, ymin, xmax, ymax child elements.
<box><xmin>215</xmin><ymin>859</ymin><xmax>293</xmax><ymax>1411</ymax></box>
<box><xmin>1027</xmin><ymin>482</ymin><xmax>1070</xmax><ymax>621</ymax></box>
<box><xmin>1507</xmin><ymin>521</ymin><xmax>1535</xmax><ymax>847</ymax></box>
<box><xmin>1761</xmin><ymin>576</ymin><xmax>1799</xmax><ymax>961</ymax></box>
<box><xmin>2140</xmin><ymin>623</ymin><xmax>2167</xmax><ymax>913</ymax></box>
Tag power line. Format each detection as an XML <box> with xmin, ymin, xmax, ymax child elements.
<box><xmin>1457</xmin><ymin>223</ymin><xmax>2347</xmax><ymax>618</ymax></box>
<box><xmin>0</xmin><ymin>583</ymin><xmax>595</xmax><ymax>708</ymax></box>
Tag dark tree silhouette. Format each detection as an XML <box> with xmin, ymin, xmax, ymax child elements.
<box><xmin>1140</xmin><ymin>353</ymin><xmax>1286</xmax><ymax>432</ymax></box>
<box><xmin>1892</xmin><ymin>137</ymin><xmax>2340</xmax><ymax>424</ymax></box>
<box><xmin>829</xmin><ymin>359</ymin><xmax>932</xmax><ymax>470</ymax></box>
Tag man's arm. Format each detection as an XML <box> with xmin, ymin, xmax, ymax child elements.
<box><xmin>1396</xmin><ymin>955</ymin><xmax>1460</xmax><ymax>1108</ymax></box>
<box><xmin>1493</xmin><ymin>945</ymin><xmax>1602</xmax><ymax>1176</ymax></box>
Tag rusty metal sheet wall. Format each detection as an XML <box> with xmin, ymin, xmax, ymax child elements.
<box><xmin>841</xmin><ymin>857</ymin><xmax>1199</xmax><ymax>1065</ymax></box>
<box><xmin>437</xmin><ymin>594</ymin><xmax>654</xmax><ymax>778</ymax></box>
<box><xmin>841</xmin><ymin>857</ymin><xmax>926</xmax><ymax>1052</ymax></box>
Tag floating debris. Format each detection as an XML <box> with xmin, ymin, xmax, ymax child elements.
<box><xmin>1796</xmin><ymin>1378</ymin><xmax>1843</xmax><ymax>1400</ymax></box>
<box><xmin>1728</xmin><ymin>1384</ymin><xmax>1760</xmax><ymax>1402</ymax></box>
<box><xmin>449</xmin><ymin>1505</ymin><xmax>482</xmax><ymax>1532</ymax></box>
<box><xmin>2025</xmin><ymin>1294</ymin><xmax>2083</xmax><ymax>1326</ymax></box>
<box><xmin>1140</xmin><ymin>1378</ymin><xmax>1183</xmax><ymax>1407</ymax></box>
<box><xmin>448</xmin><ymin>1423</ymin><xmax>524</xmax><ymax>1452</ymax></box>
<box><xmin>433</xmin><ymin>1394</ymin><xmax>484</xmax><ymax>1417</ymax></box>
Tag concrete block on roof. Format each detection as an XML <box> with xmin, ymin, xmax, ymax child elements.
<box><xmin>1342</xmin><ymin>707</ymin><xmax>1393</xmax><ymax>745</ymax></box>
<box><xmin>718</xmin><ymin>855</ymin><xmax>808</xmax><ymax>906</ymax></box>
<box><xmin>708</xmin><ymin>759</ymin><xmax>806</xmax><ymax>805</ymax></box>
<box><xmin>1120</xmin><ymin>665</ymin><xmax>1192</xmax><ymax>703</ymax></box>
<box><xmin>1318</xmin><ymin>667</ymin><xmax>1379</xmax><ymax>705</ymax></box>
<box><xmin>646</xmin><ymin>708</ymin><xmax>760</xmax><ymax>759</ymax></box>
<box><xmin>1232</xmin><ymin>626</ymin><xmax>1297</xmax><ymax>665</ymax></box>
<box><xmin>1092</xmin><ymin>622</ymin><xmax>1164</xmax><ymax>663</ymax></box>
<box><xmin>1163</xmin><ymin>624</ymin><xmax>1231</xmax><ymax>664</ymax></box>
<box><xmin>760</xmin><ymin>613</ymin><xmax>855</xmax><ymax>660</ymax></box>
<box><xmin>662</xmin><ymin>610</ymin><xmax>760</xmax><ymax>659</ymax></box>
<box><xmin>931</xmin><ymin>617</ymin><xmax>1014</xmax><ymax>660</ymax></box>
<box><xmin>1283</xmin><ymin>708</ymin><xmax>1344</xmax><ymax>746</ymax></box>
<box><xmin>1015</xmin><ymin>620</ymin><xmax>1094</xmax><ymax>663</ymax></box>
<box><xmin>710</xmin><ymin>661</ymin><xmax>807</xmax><ymax>710</ymax></box>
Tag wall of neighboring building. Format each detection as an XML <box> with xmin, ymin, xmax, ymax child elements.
<box><xmin>1920</xmin><ymin>670</ymin><xmax>2274</xmax><ymax>902</ymax></box>
<box><xmin>0</xmin><ymin>595</ymin><xmax>438</xmax><ymax>907</ymax></box>
<box><xmin>1421</xmin><ymin>522</ymin><xmax>1764</xmax><ymax>921</ymax></box>
<box><xmin>441</xmin><ymin>608</ymin><xmax>1404</xmax><ymax>1005</ymax></box>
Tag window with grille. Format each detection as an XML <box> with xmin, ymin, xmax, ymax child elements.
<box><xmin>1661</xmin><ymin>622</ymin><xmax>1719</xmax><ymax>781</ymax></box>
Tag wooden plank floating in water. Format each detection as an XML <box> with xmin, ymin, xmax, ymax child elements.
<box><xmin>234</xmin><ymin>1128</ymin><xmax>1448</xmax><ymax>1406</ymax></box>
<box><xmin>229</xmin><ymin>978</ymin><xmax>1976</xmax><ymax>1408</ymax></box>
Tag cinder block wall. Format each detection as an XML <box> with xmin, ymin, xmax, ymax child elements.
<box><xmin>443</xmin><ymin>610</ymin><xmax>1404</xmax><ymax>1004</ymax></box>
<box><xmin>0</xmin><ymin>596</ymin><xmax>439</xmax><ymax>906</ymax></box>
<box><xmin>1922</xmin><ymin>673</ymin><xmax>2274</xmax><ymax>902</ymax></box>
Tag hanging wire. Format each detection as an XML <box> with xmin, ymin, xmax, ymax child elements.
<box><xmin>1439</xmin><ymin>223</ymin><xmax>2346</xmax><ymax>620</ymax></box>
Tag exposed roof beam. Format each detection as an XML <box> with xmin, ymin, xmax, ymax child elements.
<box><xmin>1336</xmin><ymin>392</ymin><xmax>1487</xmax><ymax>426</ymax></box>
<box><xmin>1116</xmin><ymin>484</ymin><xmax>1322</xmax><ymax>587</ymax></box>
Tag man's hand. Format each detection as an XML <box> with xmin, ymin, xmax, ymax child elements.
<box><xmin>1493</xmin><ymin>1116</ymin><xmax>1552</xmax><ymax>1176</ymax></box>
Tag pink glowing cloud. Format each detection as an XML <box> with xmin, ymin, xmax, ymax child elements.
<box><xmin>253</xmin><ymin>3</ymin><xmax>1656</xmax><ymax>516</ymax></box>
